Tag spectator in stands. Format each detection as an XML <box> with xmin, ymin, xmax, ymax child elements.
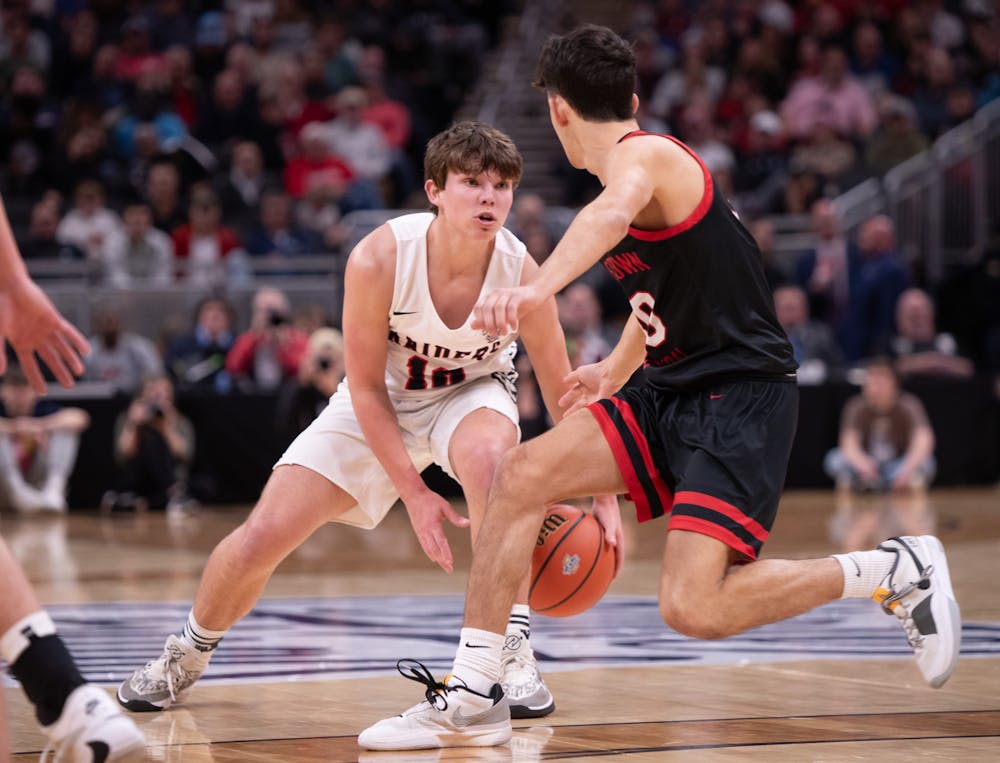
<box><xmin>780</xmin><ymin>43</ymin><xmax>877</xmax><ymax>141</ymax></box>
<box><xmin>171</xmin><ymin>186</ymin><xmax>243</xmax><ymax>287</ymax></box>
<box><xmin>885</xmin><ymin>288</ymin><xmax>974</xmax><ymax>379</ymax></box>
<box><xmin>316</xmin><ymin>19</ymin><xmax>360</xmax><ymax>94</ymax></box>
<box><xmin>115</xmin><ymin>16</ymin><xmax>162</xmax><ymax>83</ymax></box>
<box><xmin>843</xmin><ymin>214</ymin><xmax>911</xmax><ymax>363</ymax></box>
<box><xmin>0</xmin><ymin>12</ymin><xmax>50</xmax><ymax>88</ymax></box>
<box><xmin>677</xmin><ymin>97</ymin><xmax>735</xmax><ymax>195</ymax></box>
<box><xmin>849</xmin><ymin>20</ymin><xmax>899</xmax><ymax>98</ymax></box>
<box><xmin>0</xmin><ymin>365</ymin><xmax>89</xmax><ymax>514</ymax></box>
<box><xmin>773</xmin><ymin>284</ymin><xmax>844</xmax><ymax>384</ymax></box>
<box><xmin>111</xmin><ymin>65</ymin><xmax>188</xmax><ymax>160</ymax></box>
<box><xmin>747</xmin><ymin>217</ymin><xmax>788</xmax><ymax>291</ymax></box>
<box><xmin>913</xmin><ymin>47</ymin><xmax>960</xmax><ymax>139</ymax></box>
<box><xmin>19</xmin><ymin>197</ymin><xmax>83</xmax><ymax>263</ymax></box>
<box><xmin>165</xmin><ymin>296</ymin><xmax>236</xmax><ymax>395</ymax></box>
<box><xmin>734</xmin><ymin>110</ymin><xmax>790</xmax><ymax>217</ymax></box>
<box><xmin>83</xmin><ymin>306</ymin><xmax>164</xmax><ymax>395</ymax></box>
<box><xmin>103</xmin><ymin>374</ymin><xmax>195</xmax><ymax>513</ymax></box>
<box><xmin>225</xmin><ymin>286</ymin><xmax>309</xmax><ymax>392</ymax></box>
<box><xmin>216</xmin><ymin>142</ymin><xmax>274</xmax><ymax>239</ymax></box>
<box><xmin>789</xmin><ymin>120</ymin><xmax>859</xmax><ymax>193</ymax></box>
<box><xmin>274</xmin><ymin>327</ymin><xmax>345</xmax><ymax>446</ymax></box>
<box><xmin>55</xmin><ymin>180</ymin><xmax>124</xmax><ymax>276</ymax></box>
<box><xmin>194</xmin><ymin>68</ymin><xmax>257</xmax><ymax>156</ymax></box>
<box><xmin>360</xmin><ymin>72</ymin><xmax>417</xmax><ymax>205</ymax></box>
<box><xmin>51</xmin><ymin>98</ymin><xmax>114</xmax><ymax>198</ymax></box>
<box><xmin>49</xmin><ymin>9</ymin><xmax>98</xmax><ymax>101</ymax></box>
<box><xmin>557</xmin><ymin>282</ymin><xmax>613</xmax><ymax>368</ymax></box>
<box><xmin>0</xmin><ymin>66</ymin><xmax>57</xmax><ymax>199</ymax></box>
<box><xmin>244</xmin><ymin>188</ymin><xmax>322</xmax><ymax>261</ymax></box>
<box><xmin>162</xmin><ymin>46</ymin><xmax>200</xmax><ymax>129</ymax></box>
<box><xmin>325</xmin><ymin>86</ymin><xmax>390</xmax><ymax>203</ymax></box>
<box><xmin>795</xmin><ymin>199</ymin><xmax>851</xmax><ymax>330</ymax></box>
<box><xmin>106</xmin><ymin>202</ymin><xmax>174</xmax><ymax>287</ymax></box>
<box><xmin>824</xmin><ymin>358</ymin><xmax>936</xmax><ymax>493</ymax></box>
<box><xmin>283</xmin><ymin>122</ymin><xmax>355</xmax><ymax>210</ymax></box>
<box><xmin>145</xmin><ymin>159</ymin><xmax>187</xmax><ymax>233</ymax></box>
<box><xmin>864</xmin><ymin>95</ymin><xmax>930</xmax><ymax>176</ymax></box>
<box><xmin>507</xmin><ymin>192</ymin><xmax>564</xmax><ymax>252</ymax></box>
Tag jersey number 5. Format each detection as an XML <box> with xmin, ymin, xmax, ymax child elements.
<box><xmin>405</xmin><ymin>356</ymin><xmax>467</xmax><ymax>390</ymax></box>
<box><xmin>629</xmin><ymin>292</ymin><xmax>667</xmax><ymax>347</ymax></box>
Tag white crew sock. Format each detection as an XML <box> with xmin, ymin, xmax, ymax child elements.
<box><xmin>451</xmin><ymin>627</ymin><xmax>504</xmax><ymax>696</ymax></box>
<box><xmin>833</xmin><ymin>548</ymin><xmax>896</xmax><ymax>599</ymax></box>
<box><xmin>0</xmin><ymin>611</ymin><xmax>57</xmax><ymax>665</ymax></box>
<box><xmin>504</xmin><ymin>604</ymin><xmax>531</xmax><ymax>654</ymax></box>
<box><xmin>180</xmin><ymin>611</ymin><xmax>226</xmax><ymax>666</ymax></box>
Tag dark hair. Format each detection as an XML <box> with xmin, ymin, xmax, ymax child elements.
<box><xmin>864</xmin><ymin>356</ymin><xmax>899</xmax><ymax>384</ymax></box>
<box><xmin>533</xmin><ymin>24</ymin><xmax>637</xmax><ymax>122</ymax></box>
<box><xmin>424</xmin><ymin>121</ymin><xmax>523</xmax><ymax>196</ymax></box>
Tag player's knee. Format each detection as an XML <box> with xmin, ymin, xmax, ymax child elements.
<box><xmin>658</xmin><ymin>591</ymin><xmax>729</xmax><ymax>640</ymax></box>
<box><xmin>491</xmin><ymin>444</ymin><xmax>549</xmax><ymax>503</ymax></box>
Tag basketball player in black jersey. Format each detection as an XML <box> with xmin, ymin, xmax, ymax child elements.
<box><xmin>359</xmin><ymin>24</ymin><xmax>961</xmax><ymax>750</ymax></box>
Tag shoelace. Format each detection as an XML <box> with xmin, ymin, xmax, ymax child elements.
<box><xmin>501</xmin><ymin>650</ymin><xmax>538</xmax><ymax>688</ymax></box>
<box><xmin>396</xmin><ymin>659</ymin><xmax>453</xmax><ymax>710</ymax></box>
<box><xmin>881</xmin><ymin>563</ymin><xmax>935</xmax><ymax>648</ymax></box>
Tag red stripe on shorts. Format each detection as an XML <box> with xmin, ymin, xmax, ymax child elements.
<box><xmin>668</xmin><ymin>514</ymin><xmax>758</xmax><ymax>560</ymax></box>
<box><xmin>587</xmin><ymin>402</ymin><xmax>654</xmax><ymax>522</ymax></box>
<box><xmin>674</xmin><ymin>490</ymin><xmax>769</xmax><ymax>543</ymax></box>
<box><xmin>607</xmin><ymin>397</ymin><xmax>673</xmax><ymax>521</ymax></box>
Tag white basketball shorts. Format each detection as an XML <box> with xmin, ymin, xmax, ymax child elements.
<box><xmin>274</xmin><ymin>375</ymin><xmax>519</xmax><ymax>529</ymax></box>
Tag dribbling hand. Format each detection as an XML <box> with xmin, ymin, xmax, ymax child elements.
<box><xmin>591</xmin><ymin>495</ymin><xmax>624</xmax><ymax>576</ymax></box>
<box><xmin>559</xmin><ymin>362</ymin><xmax>617</xmax><ymax>415</ymax></box>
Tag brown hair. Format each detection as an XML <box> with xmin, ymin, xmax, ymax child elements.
<box><xmin>423</xmin><ymin>121</ymin><xmax>523</xmax><ymax>205</ymax></box>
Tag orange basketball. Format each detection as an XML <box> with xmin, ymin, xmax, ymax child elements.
<box><xmin>529</xmin><ymin>504</ymin><xmax>615</xmax><ymax>617</ymax></box>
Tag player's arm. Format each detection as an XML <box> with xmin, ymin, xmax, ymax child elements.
<box><xmin>0</xmin><ymin>198</ymin><xmax>89</xmax><ymax>391</ymax></box>
<box><xmin>514</xmin><ymin>256</ymin><xmax>571</xmax><ymax>424</ymax></box>
<box><xmin>342</xmin><ymin>225</ymin><xmax>468</xmax><ymax>572</ymax></box>
<box><xmin>560</xmin><ymin>316</ymin><xmax>647</xmax><ymax>415</ymax></box>
<box><xmin>473</xmin><ymin>140</ymin><xmax>659</xmax><ymax>335</ymax></box>
<box><xmin>36</xmin><ymin>407</ymin><xmax>90</xmax><ymax>434</ymax></box>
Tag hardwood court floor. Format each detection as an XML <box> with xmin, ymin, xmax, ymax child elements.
<box><xmin>3</xmin><ymin>488</ymin><xmax>999</xmax><ymax>761</ymax></box>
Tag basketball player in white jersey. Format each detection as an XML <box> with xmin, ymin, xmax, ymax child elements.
<box><xmin>117</xmin><ymin>121</ymin><xmax>622</xmax><ymax>721</ymax></box>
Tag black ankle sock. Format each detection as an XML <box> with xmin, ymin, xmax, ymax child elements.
<box><xmin>10</xmin><ymin>634</ymin><xmax>87</xmax><ymax>726</ymax></box>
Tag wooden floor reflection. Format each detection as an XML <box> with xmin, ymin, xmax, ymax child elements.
<box><xmin>3</xmin><ymin>488</ymin><xmax>999</xmax><ymax>761</ymax></box>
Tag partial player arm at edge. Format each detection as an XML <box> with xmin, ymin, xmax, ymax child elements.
<box><xmin>515</xmin><ymin>256</ymin><xmax>572</xmax><ymax>425</ymax></box>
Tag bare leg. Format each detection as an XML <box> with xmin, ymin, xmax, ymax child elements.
<box><xmin>192</xmin><ymin>465</ymin><xmax>357</xmax><ymax>629</ymax></box>
<box><xmin>0</xmin><ymin>538</ymin><xmax>43</xmax><ymax>632</ymax></box>
<box><xmin>658</xmin><ymin>531</ymin><xmax>843</xmax><ymax>639</ymax></box>
<box><xmin>446</xmin><ymin>409</ymin><xmax>522</xmax><ymax>593</ymax></box>
<box><xmin>464</xmin><ymin>411</ymin><xmax>626</xmax><ymax>633</ymax></box>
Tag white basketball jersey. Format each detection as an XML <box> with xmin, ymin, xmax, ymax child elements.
<box><xmin>384</xmin><ymin>213</ymin><xmax>523</xmax><ymax>395</ymax></box>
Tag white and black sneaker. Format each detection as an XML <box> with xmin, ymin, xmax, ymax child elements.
<box><xmin>501</xmin><ymin>647</ymin><xmax>554</xmax><ymax>719</ymax></box>
<box><xmin>41</xmin><ymin>685</ymin><xmax>145</xmax><ymax>762</ymax></box>
<box><xmin>873</xmin><ymin>536</ymin><xmax>961</xmax><ymax>688</ymax></box>
<box><xmin>117</xmin><ymin>635</ymin><xmax>205</xmax><ymax>711</ymax></box>
<box><xmin>358</xmin><ymin>660</ymin><xmax>511</xmax><ymax>750</ymax></box>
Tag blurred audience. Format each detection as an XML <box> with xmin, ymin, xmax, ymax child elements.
<box><xmin>0</xmin><ymin>365</ymin><xmax>89</xmax><ymax>514</ymax></box>
<box><xmin>824</xmin><ymin>358</ymin><xmax>936</xmax><ymax>493</ymax></box>
<box><xmin>773</xmin><ymin>284</ymin><xmax>844</xmax><ymax>384</ymax></box>
<box><xmin>274</xmin><ymin>326</ymin><xmax>344</xmax><ymax>445</ymax></box>
<box><xmin>83</xmin><ymin>307</ymin><xmax>164</xmax><ymax>395</ymax></box>
<box><xmin>170</xmin><ymin>186</ymin><xmax>244</xmax><ymax>287</ymax></box>
<box><xmin>55</xmin><ymin>180</ymin><xmax>124</xmax><ymax>275</ymax></box>
<box><xmin>164</xmin><ymin>296</ymin><xmax>237</xmax><ymax>394</ymax></box>
<box><xmin>104</xmin><ymin>374</ymin><xmax>195</xmax><ymax>513</ymax></box>
<box><xmin>225</xmin><ymin>286</ymin><xmax>309</xmax><ymax>392</ymax></box>
<box><xmin>885</xmin><ymin>288</ymin><xmax>974</xmax><ymax>379</ymax></box>
<box><xmin>107</xmin><ymin>202</ymin><xmax>175</xmax><ymax>287</ymax></box>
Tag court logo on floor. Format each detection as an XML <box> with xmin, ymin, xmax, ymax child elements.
<box><xmin>9</xmin><ymin>596</ymin><xmax>998</xmax><ymax>686</ymax></box>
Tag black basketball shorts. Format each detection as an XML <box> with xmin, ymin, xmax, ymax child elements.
<box><xmin>587</xmin><ymin>379</ymin><xmax>798</xmax><ymax>560</ymax></box>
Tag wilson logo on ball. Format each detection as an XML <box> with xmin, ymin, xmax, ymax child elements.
<box><xmin>561</xmin><ymin>554</ymin><xmax>581</xmax><ymax>575</ymax></box>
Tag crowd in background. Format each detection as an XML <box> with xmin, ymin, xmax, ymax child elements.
<box><xmin>1</xmin><ymin>1</ymin><xmax>999</xmax><ymax>509</ymax></box>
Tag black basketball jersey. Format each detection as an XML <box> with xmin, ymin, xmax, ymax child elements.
<box><xmin>601</xmin><ymin>132</ymin><xmax>797</xmax><ymax>390</ymax></box>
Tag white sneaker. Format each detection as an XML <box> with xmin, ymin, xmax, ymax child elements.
<box><xmin>117</xmin><ymin>635</ymin><xmax>206</xmax><ymax>711</ymax></box>
<box><xmin>873</xmin><ymin>536</ymin><xmax>961</xmax><ymax>688</ymax></box>
<box><xmin>501</xmin><ymin>647</ymin><xmax>554</xmax><ymax>719</ymax></box>
<box><xmin>41</xmin><ymin>685</ymin><xmax>145</xmax><ymax>762</ymax></box>
<box><xmin>358</xmin><ymin>660</ymin><xmax>511</xmax><ymax>751</ymax></box>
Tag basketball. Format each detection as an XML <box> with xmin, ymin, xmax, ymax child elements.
<box><xmin>529</xmin><ymin>504</ymin><xmax>615</xmax><ymax>617</ymax></box>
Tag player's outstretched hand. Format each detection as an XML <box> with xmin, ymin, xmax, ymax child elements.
<box><xmin>591</xmin><ymin>494</ymin><xmax>624</xmax><ymax>576</ymax></box>
<box><xmin>559</xmin><ymin>362</ymin><xmax>616</xmax><ymax>415</ymax></box>
<box><xmin>0</xmin><ymin>278</ymin><xmax>89</xmax><ymax>393</ymax></box>
<box><xmin>471</xmin><ymin>285</ymin><xmax>543</xmax><ymax>337</ymax></box>
<box><xmin>402</xmin><ymin>488</ymin><xmax>470</xmax><ymax>573</ymax></box>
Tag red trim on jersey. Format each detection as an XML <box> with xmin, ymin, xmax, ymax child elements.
<box><xmin>668</xmin><ymin>515</ymin><xmax>758</xmax><ymax>560</ymax></box>
<box><xmin>618</xmin><ymin>132</ymin><xmax>714</xmax><ymax>242</ymax></box>
<box><xmin>674</xmin><ymin>490</ymin><xmax>769</xmax><ymax>543</ymax></box>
